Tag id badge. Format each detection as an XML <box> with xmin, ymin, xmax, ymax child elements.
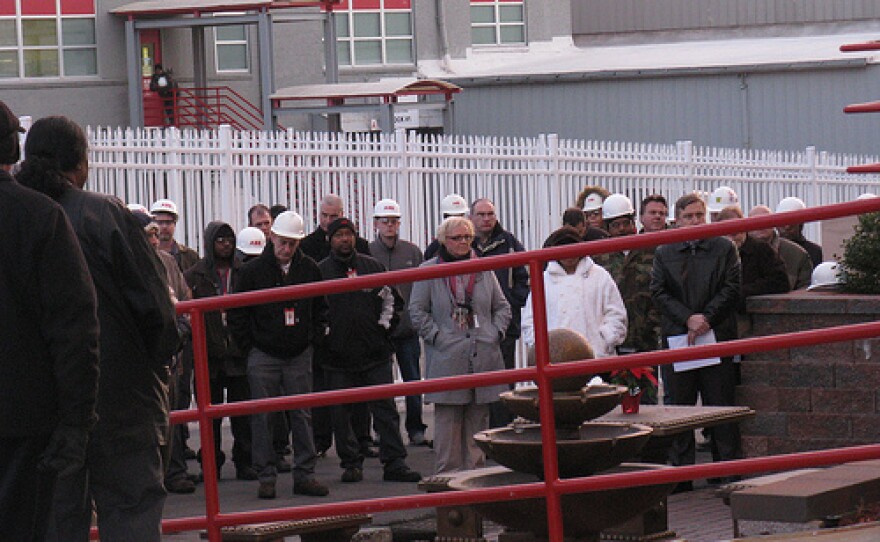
<box><xmin>284</xmin><ymin>307</ymin><xmax>296</xmax><ymax>327</ymax></box>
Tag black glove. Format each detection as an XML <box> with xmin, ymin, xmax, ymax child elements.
<box><xmin>38</xmin><ymin>425</ymin><xmax>89</xmax><ymax>478</ymax></box>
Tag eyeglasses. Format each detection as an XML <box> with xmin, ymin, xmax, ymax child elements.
<box><xmin>215</xmin><ymin>236</ymin><xmax>234</xmax><ymax>244</ymax></box>
<box><xmin>155</xmin><ymin>219</ymin><xmax>176</xmax><ymax>226</ymax></box>
<box><xmin>377</xmin><ymin>217</ymin><xmax>399</xmax><ymax>225</ymax></box>
<box><xmin>607</xmin><ymin>217</ymin><xmax>634</xmax><ymax>231</ymax></box>
<box><xmin>447</xmin><ymin>234</ymin><xmax>474</xmax><ymax>242</ymax></box>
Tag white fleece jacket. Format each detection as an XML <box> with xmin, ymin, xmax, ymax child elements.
<box><xmin>522</xmin><ymin>257</ymin><xmax>627</xmax><ymax>357</ymax></box>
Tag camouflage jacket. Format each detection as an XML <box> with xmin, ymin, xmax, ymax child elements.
<box><xmin>595</xmin><ymin>249</ymin><xmax>661</xmax><ymax>353</ymax></box>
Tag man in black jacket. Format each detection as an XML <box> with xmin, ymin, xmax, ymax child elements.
<box><xmin>17</xmin><ymin>116</ymin><xmax>179</xmax><ymax>542</ymax></box>
<box><xmin>299</xmin><ymin>193</ymin><xmax>375</xmax><ymax>458</ymax></box>
<box><xmin>185</xmin><ymin>222</ymin><xmax>257</xmax><ymax>482</ymax></box>
<box><xmin>650</xmin><ymin>193</ymin><xmax>742</xmax><ymax>490</ymax></box>
<box><xmin>317</xmin><ymin>218</ymin><xmax>422</xmax><ymax>484</ymax></box>
<box><xmin>470</xmin><ymin>198</ymin><xmax>530</xmax><ymax>427</ymax></box>
<box><xmin>0</xmin><ymin>101</ymin><xmax>100</xmax><ymax>541</ymax></box>
<box><xmin>228</xmin><ymin>211</ymin><xmax>330</xmax><ymax>500</ymax></box>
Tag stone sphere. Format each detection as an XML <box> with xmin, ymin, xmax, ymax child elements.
<box><xmin>527</xmin><ymin>328</ymin><xmax>596</xmax><ymax>391</ymax></box>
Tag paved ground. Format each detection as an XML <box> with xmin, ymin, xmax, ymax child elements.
<box><xmin>159</xmin><ymin>408</ymin><xmax>815</xmax><ymax>542</ymax></box>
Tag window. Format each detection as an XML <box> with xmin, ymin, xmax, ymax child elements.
<box><xmin>471</xmin><ymin>0</ymin><xmax>525</xmax><ymax>46</ymax></box>
<box><xmin>0</xmin><ymin>0</ymin><xmax>97</xmax><ymax>78</ymax></box>
<box><xmin>214</xmin><ymin>13</ymin><xmax>249</xmax><ymax>72</ymax></box>
<box><xmin>334</xmin><ymin>0</ymin><xmax>413</xmax><ymax>67</ymax></box>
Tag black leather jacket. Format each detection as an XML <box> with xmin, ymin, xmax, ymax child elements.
<box><xmin>650</xmin><ymin>236</ymin><xmax>741</xmax><ymax>342</ymax></box>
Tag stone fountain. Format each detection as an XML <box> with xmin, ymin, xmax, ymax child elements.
<box><xmin>446</xmin><ymin>329</ymin><xmax>676</xmax><ymax>542</ymax></box>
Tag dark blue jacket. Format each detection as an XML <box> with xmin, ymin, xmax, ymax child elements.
<box><xmin>472</xmin><ymin>222</ymin><xmax>530</xmax><ymax>339</ymax></box>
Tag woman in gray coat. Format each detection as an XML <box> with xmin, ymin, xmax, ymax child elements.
<box><xmin>409</xmin><ymin>217</ymin><xmax>511</xmax><ymax>474</ymax></box>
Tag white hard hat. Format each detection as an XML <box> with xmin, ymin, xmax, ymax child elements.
<box><xmin>150</xmin><ymin>198</ymin><xmax>178</xmax><ymax>217</ymax></box>
<box><xmin>236</xmin><ymin>227</ymin><xmax>266</xmax><ymax>256</ymax></box>
<box><xmin>373</xmin><ymin>198</ymin><xmax>402</xmax><ymax>218</ymax></box>
<box><xmin>856</xmin><ymin>193</ymin><xmax>878</xmax><ymax>200</ymax></box>
<box><xmin>127</xmin><ymin>203</ymin><xmax>150</xmax><ymax>215</ymax></box>
<box><xmin>270</xmin><ymin>211</ymin><xmax>306</xmax><ymax>239</ymax></box>
<box><xmin>602</xmin><ymin>194</ymin><xmax>635</xmax><ymax>220</ymax></box>
<box><xmin>440</xmin><ymin>194</ymin><xmax>468</xmax><ymax>216</ymax></box>
<box><xmin>708</xmin><ymin>186</ymin><xmax>739</xmax><ymax>213</ymax></box>
<box><xmin>776</xmin><ymin>196</ymin><xmax>806</xmax><ymax>214</ymax></box>
<box><xmin>806</xmin><ymin>261</ymin><xmax>842</xmax><ymax>291</ymax></box>
<box><xmin>582</xmin><ymin>192</ymin><xmax>604</xmax><ymax>212</ymax></box>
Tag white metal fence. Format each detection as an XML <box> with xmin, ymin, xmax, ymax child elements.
<box><xmin>86</xmin><ymin>125</ymin><xmax>880</xmax><ymax>256</ymax></box>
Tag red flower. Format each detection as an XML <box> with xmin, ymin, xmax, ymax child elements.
<box><xmin>609</xmin><ymin>367</ymin><xmax>658</xmax><ymax>399</ymax></box>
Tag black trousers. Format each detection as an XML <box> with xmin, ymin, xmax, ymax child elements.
<box><xmin>325</xmin><ymin>363</ymin><xmax>408</xmax><ymax>472</ymax></box>
<box><xmin>210</xmin><ymin>371</ymin><xmax>253</xmax><ymax>468</ymax></box>
<box><xmin>313</xmin><ymin>363</ymin><xmax>372</xmax><ymax>452</ymax></box>
<box><xmin>0</xmin><ymin>435</ymin><xmax>55</xmax><ymax>542</ymax></box>
<box><xmin>667</xmin><ymin>356</ymin><xmax>742</xmax><ymax>466</ymax></box>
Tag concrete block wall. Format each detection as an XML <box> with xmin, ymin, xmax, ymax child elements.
<box><xmin>739</xmin><ymin>291</ymin><xmax>880</xmax><ymax>457</ymax></box>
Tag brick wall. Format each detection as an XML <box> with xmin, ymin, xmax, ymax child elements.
<box><xmin>739</xmin><ymin>291</ymin><xmax>880</xmax><ymax>457</ymax></box>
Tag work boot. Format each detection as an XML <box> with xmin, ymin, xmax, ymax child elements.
<box><xmin>235</xmin><ymin>465</ymin><xmax>258</xmax><ymax>481</ymax></box>
<box><xmin>341</xmin><ymin>467</ymin><xmax>363</xmax><ymax>483</ymax></box>
<box><xmin>257</xmin><ymin>481</ymin><xmax>276</xmax><ymax>499</ymax></box>
<box><xmin>294</xmin><ymin>478</ymin><xmax>329</xmax><ymax>497</ymax></box>
<box><xmin>165</xmin><ymin>477</ymin><xmax>196</xmax><ymax>494</ymax></box>
<box><xmin>383</xmin><ymin>467</ymin><xmax>422</xmax><ymax>483</ymax></box>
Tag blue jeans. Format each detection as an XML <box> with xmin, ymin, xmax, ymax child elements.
<box><xmin>247</xmin><ymin>347</ymin><xmax>318</xmax><ymax>484</ymax></box>
<box><xmin>393</xmin><ymin>335</ymin><xmax>427</xmax><ymax>437</ymax></box>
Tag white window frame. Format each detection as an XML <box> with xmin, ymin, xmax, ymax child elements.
<box><xmin>0</xmin><ymin>0</ymin><xmax>97</xmax><ymax>79</ymax></box>
<box><xmin>213</xmin><ymin>12</ymin><xmax>250</xmax><ymax>74</ymax></box>
<box><xmin>470</xmin><ymin>0</ymin><xmax>526</xmax><ymax>47</ymax></box>
<box><xmin>335</xmin><ymin>1</ymin><xmax>414</xmax><ymax>67</ymax></box>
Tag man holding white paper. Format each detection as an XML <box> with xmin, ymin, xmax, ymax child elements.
<box><xmin>650</xmin><ymin>193</ymin><xmax>742</xmax><ymax>489</ymax></box>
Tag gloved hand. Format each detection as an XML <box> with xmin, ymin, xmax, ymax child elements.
<box><xmin>38</xmin><ymin>425</ymin><xmax>89</xmax><ymax>478</ymax></box>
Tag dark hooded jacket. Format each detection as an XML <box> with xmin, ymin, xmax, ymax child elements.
<box><xmin>184</xmin><ymin>221</ymin><xmax>245</xmax><ymax>378</ymax></box>
<box><xmin>21</xmin><ymin>180</ymin><xmax>179</xmax><ymax>453</ymax></box>
<box><xmin>228</xmin><ymin>243</ymin><xmax>328</xmax><ymax>359</ymax></box>
<box><xmin>0</xmin><ymin>170</ymin><xmax>100</xmax><ymax>437</ymax></box>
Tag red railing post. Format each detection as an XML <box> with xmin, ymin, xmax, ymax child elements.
<box><xmin>528</xmin><ymin>258</ymin><xmax>565</xmax><ymax>541</ymax></box>
<box><xmin>190</xmin><ymin>309</ymin><xmax>222</xmax><ymax>542</ymax></box>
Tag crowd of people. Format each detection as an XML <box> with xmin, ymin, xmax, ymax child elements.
<box><xmin>2</xmin><ymin>96</ymin><xmax>833</xmax><ymax>539</ymax></box>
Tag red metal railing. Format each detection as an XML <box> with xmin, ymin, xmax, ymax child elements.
<box><xmin>144</xmin><ymin>86</ymin><xmax>265</xmax><ymax>131</ymax></box>
<box><xmin>841</xmin><ymin>41</ymin><xmax>880</xmax><ymax>174</ymax></box>
<box><xmin>95</xmin><ymin>197</ymin><xmax>880</xmax><ymax>541</ymax></box>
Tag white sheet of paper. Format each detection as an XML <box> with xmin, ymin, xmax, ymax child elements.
<box><xmin>667</xmin><ymin>330</ymin><xmax>722</xmax><ymax>372</ymax></box>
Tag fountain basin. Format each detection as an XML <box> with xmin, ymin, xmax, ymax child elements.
<box><xmin>500</xmin><ymin>385</ymin><xmax>628</xmax><ymax>425</ymax></box>
<box><xmin>447</xmin><ymin>464</ymin><xmax>675</xmax><ymax>540</ymax></box>
<box><xmin>473</xmin><ymin>422</ymin><xmax>652</xmax><ymax>478</ymax></box>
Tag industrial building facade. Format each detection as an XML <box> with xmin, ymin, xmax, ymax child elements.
<box><xmin>2</xmin><ymin>0</ymin><xmax>880</xmax><ymax>153</ymax></box>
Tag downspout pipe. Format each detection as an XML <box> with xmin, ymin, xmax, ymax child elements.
<box><xmin>435</xmin><ymin>0</ymin><xmax>453</xmax><ymax>73</ymax></box>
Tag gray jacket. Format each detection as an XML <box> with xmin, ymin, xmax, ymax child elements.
<box><xmin>409</xmin><ymin>258</ymin><xmax>512</xmax><ymax>405</ymax></box>
<box><xmin>369</xmin><ymin>236</ymin><xmax>423</xmax><ymax>339</ymax></box>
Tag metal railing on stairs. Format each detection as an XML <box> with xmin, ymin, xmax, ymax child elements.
<box><xmin>144</xmin><ymin>86</ymin><xmax>265</xmax><ymax>131</ymax></box>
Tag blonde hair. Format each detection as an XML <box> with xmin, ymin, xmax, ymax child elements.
<box><xmin>436</xmin><ymin>216</ymin><xmax>474</xmax><ymax>244</ymax></box>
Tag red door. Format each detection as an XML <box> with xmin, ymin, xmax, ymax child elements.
<box><xmin>141</xmin><ymin>30</ymin><xmax>164</xmax><ymax>126</ymax></box>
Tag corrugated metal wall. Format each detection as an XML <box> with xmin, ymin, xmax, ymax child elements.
<box><xmin>572</xmin><ymin>0</ymin><xmax>880</xmax><ymax>35</ymax></box>
<box><xmin>450</xmin><ymin>64</ymin><xmax>880</xmax><ymax>155</ymax></box>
